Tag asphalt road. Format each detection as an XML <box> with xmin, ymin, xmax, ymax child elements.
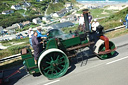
<box><xmin>4</xmin><ymin>34</ymin><xmax>128</xmax><ymax>85</ymax></box>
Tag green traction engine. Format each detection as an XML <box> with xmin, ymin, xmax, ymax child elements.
<box><xmin>21</xmin><ymin>9</ymin><xmax>116</xmax><ymax>79</ymax></box>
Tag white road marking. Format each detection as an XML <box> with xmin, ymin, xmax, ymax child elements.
<box><xmin>106</xmin><ymin>56</ymin><xmax>128</xmax><ymax>65</ymax></box>
<box><xmin>44</xmin><ymin>80</ymin><xmax>60</xmax><ymax>85</ymax></box>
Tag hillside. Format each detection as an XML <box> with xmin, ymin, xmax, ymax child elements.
<box><xmin>0</xmin><ymin>0</ymin><xmax>76</xmax><ymax>28</ymax></box>
<box><xmin>99</xmin><ymin>7</ymin><xmax>128</xmax><ymax>30</ymax></box>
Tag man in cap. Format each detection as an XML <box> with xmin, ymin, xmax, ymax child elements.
<box><xmin>36</xmin><ymin>27</ymin><xmax>48</xmax><ymax>49</ymax></box>
<box><xmin>36</xmin><ymin>27</ymin><xmax>47</xmax><ymax>40</ymax></box>
<box><xmin>91</xmin><ymin>19</ymin><xmax>99</xmax><ymax>32</ymax></box>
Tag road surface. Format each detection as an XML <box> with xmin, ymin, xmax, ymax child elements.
<box><xmin>4</xmin><ymin>34</ymin><xmax>128</xmax><ymax>85</ymax></box>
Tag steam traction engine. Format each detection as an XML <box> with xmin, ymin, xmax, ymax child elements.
<box><xmin>21</xmin><ymin>9</ymin><xmax>116</xmax><ymax>79</ymax></box>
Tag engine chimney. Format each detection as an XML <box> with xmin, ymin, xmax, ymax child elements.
<box><xmin>83</xmin><ymin>9</ymin><xmax>90</xmax><ymax>32</ymax></box>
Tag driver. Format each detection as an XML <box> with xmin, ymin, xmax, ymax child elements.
<box><xmin>32</xmin><ymin>31</ymin><xmax>44</xmax><ymax>64</ymax></box>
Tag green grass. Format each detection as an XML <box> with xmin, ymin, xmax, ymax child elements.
<box><xmin>0</xmin><ymin>42</ymin><xmax>29</xmax><ymax>59</ymax></box>
<box><xmin>62</xmin><ymin>25</ymin><xmax>79</xmax><ymax>33</ymax></box>
<box><xmin>105</xmin><ymin>28</ymin><xmax>128</xmax><ymax>39</ymax></box>
<box><xmin>15</xmin><ymin>24</ymin><xmax>40</xmax><ymax>32</ymax></box>
<box><xmin>77</xmin><ymin>8</ymin><xmax>117</xmax><ymax>18</ymax></box>
<box><xmin>2</xmin><ymin>43</ymin><xmax>12</xmax><ymax>46</ymax></box>
<box><xmin>0</xmin><ymin>37</ymin><xmax>29</xmax><ymax>47</ymax></box>
<box><xmin>47</xmin><ymin>2</ymin><xmax>65</xmax><ymax>15</ymax></box>
<box><xmin>99</xmin><ymin>7</ymin><xmax>128</xmax><ymax>30</ymax></box>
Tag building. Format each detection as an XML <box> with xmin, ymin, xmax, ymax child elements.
<box><xmin>48</xmin><ymin>21</ymin><xmax>74</xmax><ymax>29</ymax></box>
<box><xmin>59</xmin><ymin>15</ymin><xmax>77</xmax><ymax>22</ymax></box>
<box><xmin>22</xmin><ymin>21</ymin><xmax>31</xmax><ymax>26</ymax></box>
<box><xmin>0</xmin><ymin>26</ymin><xmax>3</xmax><ymax>34</ymax></box>
<box><xmin>6</xmin><ymin>24</ymin><xmax>19</xmax><ymax>34</ymax></box>
<box><xmin>11</xmin><ymin>5</ymin><xmax>23</xmax><ymax>10</ymax></box>
<box><xmin>65</xmin><ymin>2</ymin><xmax>72</xmax><ymax>8</ymax></box>
<box><xmin>16</xmin><ymin>23</ymin><xmax>24</xmax><ymax>29</ymax></box>
<box><xmin>42</xmin><ymin>16</ymin><xmax>52</xmax><ymax>23</ymax></box>
<box><xmin>32</xmin><ymin>17</ymin><xmax>42</xmax><ymax>24</ymax></box>
<box><xmin>36</xmin><ymin>0</ymin><xmax>43</xmax><ymax>2</ymax></box>
<box><xmin>2</xmin><ymin>10</ymin><xmax>14</xmax><ymax>15</ymax></box>
<box><xmin>53</xmin><ymin>8</ymin><xmax>67</xmax><ymax>17</ymax></box>
<box><xmin>54</xmin><ymin>0</ymin><xmax>59</xmax><ymax>4</ymax></box>
<box><xmin>22</xmin><ymin>2</ymin><xmax>31</xmax><ymax>8</ymax></box>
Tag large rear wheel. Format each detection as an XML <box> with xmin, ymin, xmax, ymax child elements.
<box><xmin>38</xmin><ymin>48</ymin><xmax>69</xmax><ymax>79</ymax></box>
<box><xmin>98</xmin><ymin>41</ymin><xmax>116</xmax><ymax>60</ymax></box>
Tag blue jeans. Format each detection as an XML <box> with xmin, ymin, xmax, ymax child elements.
<box><xmin>29</xmin><ymin>38</ymin><xmax>32</xmax><ymax>46</ymax></box>
<box><xmin>126</xmin><ymin>21</ymin><xmax>128</xmax><ymax>29</ymax></box>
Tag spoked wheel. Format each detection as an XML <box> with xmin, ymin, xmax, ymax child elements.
<box><xmin>98</xmin><ymin>41</ymin><xmax>116</xmax><ymax>60</ymax></box>
<box><xmin>38</xmin><ymin>48</ymin><xmax>69</xmax><ymax>79</ymax></box>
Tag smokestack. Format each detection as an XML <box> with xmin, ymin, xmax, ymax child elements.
<box><xmin>83</xmin><ymin>9</ymin><xmax>89</xmax><ymax>32</ymax></box>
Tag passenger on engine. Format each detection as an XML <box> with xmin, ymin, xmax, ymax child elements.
<box><xmin>37</xmin><ymin>27</ymin><xmax>47</xmax><ymax>41</ymax></box>
<box><xmin>92</xmin><ymin>19</ymin><xmax>99</xmax><ymax>32</ymax></box>
<box><xmin>78</xmin><ymin>14</ymin><xmax>85</xmax><ymax>32</ymax></box>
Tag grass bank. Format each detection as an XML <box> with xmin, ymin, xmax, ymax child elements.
<box><xmin>99</xmin><ymin>7</ymin><xmax>128</xmax><ymax>30</ymax></box>
<box><xmin>0</xmin><ymin>37</ymin><xmax>29</xmax><ymax>46</ymax></box>
<box><xmin>0</xmin><ymin>42</ymin><xmax>29</xmax><ymax>59</ymax></box>
<box><xmin>105</xmin><ymin>28</ymin><xmax>128</xmax><ymax>39</ymax></box>
<box><xmin>76</xmin><ymin>8</ymin><xmax>117</xmax><ymax>18</ymax></box>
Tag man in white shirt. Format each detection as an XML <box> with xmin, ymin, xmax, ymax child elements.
<box><xmin>91</xmin><ymin>19</ymin><xmax>99</xmax><ymax>31</ymax></box>
<box><xmin>78</xmin><ymin>14</ymin><xmax>85</xmax><ymax>32</ymax></box>
<box><xmin>79</xmin><ymin>14</ymin><xmax>84</xmax><ymax>25</ymax></box>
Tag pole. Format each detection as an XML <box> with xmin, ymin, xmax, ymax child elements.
<box><xmin>83</xmin><ymin>9</ymin><xmax>89</xmax><ymax>32</ymax></box>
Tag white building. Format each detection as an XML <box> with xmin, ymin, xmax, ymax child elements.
<box><xmin>2</xmin><ymin>10</ymin><xmax>14</xmax><ymax>15</ymax></box>
<box><xmin>52</xmin><ymin>8</ymin><xmax>67</xmax><ymax>17</ymax></box>
<box><xmin>6</xmin><ymin>24</ymin><xmax>19</xmax><ymax>34</ymax></box>
<box><xmin>42</xmin><ymin>16</ymin><xmax>52</xmax><ymax>22</ymax></box>
<box><xmin>0</xmin><ymin>26</ymin><xmax>3</xmax><ymax>34</ymax></box>
<box><xmin>32</xmin><ymin>17</ymin><xmax>42</xmax><ymax>24</ymax></box>
<box><xmin>65</xmin><ymin>2</ymin><xmax>73</xmax><ymax>8</ymax></box>
<box><xmin>36</xmin><ymin>0</ymin><xmax>44</xmax><ymax>2</ymax></box>
<box><xmin>11</xmin><ymin>5</ymin><xmax>23</xmax><ymax>10</ymax></box>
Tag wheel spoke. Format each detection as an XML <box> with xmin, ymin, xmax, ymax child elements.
<box><xmin>57</xmin><ymin>67</ymin><xmax>61</xmax><ymax>71</ymax></box>
<box><xmin>56</xmin><ymin>55</ymin><xmax>60</xmax><ymax>61</ymax></box>
<box><xmin>46</xmin><ymin>57</ymin><xmax>51</xmax><ymax>61</ymax></box>
<box><xmin>44</xmin><ymin>66</ymin><xmax>51</xmax><ymax>70</ymax></box>
<box><xmin>51</xmin><ymin>57</ymin><xmax>54</xmax><ymax>61</ymax></box>
<box><xmin>46</xmin><ymin>61</ymin><xmax>51</xmax><ymax>64</ymax></box>
<box><xmin>60</xmin><ymin>56</ymin><xmax>65</xmax><ymax>60</ymax></box>
<box><xmin>54</xmin><ymin>69</ymin><xmax>58</xmax><ymax>74</ymax></box>
<box><xmin>61</xmin><ymin>65</ymin><xmax>65</xmax><ymax>68</ymax></box>
<box><xmin>46</xmin><ymin>70</ymin><xmax>50</xmax><ymax>74</ymax></box>
<box><xmin>59</xmin><ymin>61</ymin><xmax>65</xmax><ymax>64</ymax></box>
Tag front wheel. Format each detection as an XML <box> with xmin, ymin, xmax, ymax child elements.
<box><xmin>97</xmin><ymin>41</ymin><xmax>116</xmax><ymax>60</ymax></box>
<box><xmin>38</xmin><ymin>48</ymin><xmax>69</xmax><ymax>79</ymax></box>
